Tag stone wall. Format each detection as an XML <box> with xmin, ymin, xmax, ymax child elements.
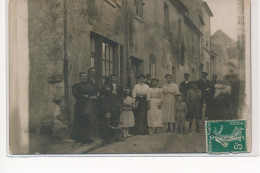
<box><xmin>28</xmin><ymin>0</ymin><xmax>65</xmax><ymax>133</ymax></box>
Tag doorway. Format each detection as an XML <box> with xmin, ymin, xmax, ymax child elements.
<box><xmin>130</xmin><ymin>57</ymin><xmax>143</xmax><ymax>89</ymax></box>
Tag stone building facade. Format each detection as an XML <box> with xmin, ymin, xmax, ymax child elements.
<box><xmin>23</xmin><ymin>0</ymin><xmax>215</xmax><ymax>152</ymax></box>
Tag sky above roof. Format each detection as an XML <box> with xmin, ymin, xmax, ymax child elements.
<box><xmin>204</xmin><ymin>0</ymin><xmax>238</xmax><ymax>40</ymax></box>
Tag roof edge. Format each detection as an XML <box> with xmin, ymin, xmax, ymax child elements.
<box><xmin>202</xmin><ymin>1</ymin><xmax>213</xmax><ymax>17</ymax></box>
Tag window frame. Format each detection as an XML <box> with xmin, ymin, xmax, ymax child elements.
<box><xmin>135</xmin><ymin>0</ymin><xmax>144</xmax><ymax>18</ymax></box>
<box><xmin>102</xmin><ymin>42</ymin><xmax>115</xmax><ymax>77</ymax></box>
<box><xmin>164</xmin><ymin>3</ymin><xmax>170</xmax><ymax>34</ymax></box>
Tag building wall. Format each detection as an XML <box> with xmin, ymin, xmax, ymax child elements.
<box><xmin>28</xmin><ymin>0</ymin><xmax>65</xmax><ymax>134</ymax></box>
<box><xmin>27</xmin><ymin>0</ymin><xmax>213</xmax><ymax>144</ymax></box>
<box><xmin>66</xmin><ymin>0</ymin><xmax>126</xmax><ymax>120</ymax></box>
<box><xmin>143</xmin><ymin>0</ymin><xmax>186</xmax><ymax>86</ymax></box>
<box><xmin>202</xmin><ymin>5</ymin><xmax>211</xmax><ymax>79</ymax></box>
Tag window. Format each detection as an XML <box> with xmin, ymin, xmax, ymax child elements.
<box><xmin>178</xmin><ymin>19</ymin><xmax>181</xmax><ymax>40</ymax></box>
<box><xmin>190</xmin><ymin>31</ymin><xmax>199</xmax><ymax>60</ymax></box>
<box><xmin>179</xmin><ymin>43</ymin><xmax>185</xmax><ymax>66</ymax></box>
<box><xmin>149</xmin><ymin>54</ymin><xmax>156</xmax><ymax>78</ymax></box>
<box><xmin>150</xmin><ymin>63</ymin><xmax>156</xmax><ymax>78</ymax></box>
<box><xmin>164</xmin><ymin>3</ymin><xmax>169</xmax><ymax>34</ymax></box>
<box><xmin>102</xmin><ymin>42</ymin><xmax>114</xmax><ymax>77</ymax></box>
<box><xmin>91</xmin><ymin>32</ymin><xmax>119</xmax><ymax>87</ymax></box>
<box><xmin>90</xmin><ymin>37</ymin><xmax>97</xmax><ymax>68</ymax></box>
<box><xmin>135</xmin><ymin>0</ymin><xmax>143</xmax><ymax>18</ymax></box>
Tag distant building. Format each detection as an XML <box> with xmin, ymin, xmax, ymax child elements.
<box><xmin>211</xmin><ymin>30</ymin><xmax>238</xmax><ymax>79</ymax></box>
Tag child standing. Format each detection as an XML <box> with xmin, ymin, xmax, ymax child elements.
<box><xmin>175</xmin><ymin>93</ymin><xmax>188</xmax><ymax>134</ymax></box>
<box><xmin>186</xmin><ymin>82</ymin><xmax>202</xmax><ymax>133</ymax></box>
<box><xmin>120</xmin><ymin>89</ymin><xmax>135</xmax><ymax>137</ymax></box>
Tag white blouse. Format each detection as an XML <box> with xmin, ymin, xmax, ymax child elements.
<box><xmin>132</xmin><ymin>83</ymin><xmax>149</xmax><ymax>99</ymax></box>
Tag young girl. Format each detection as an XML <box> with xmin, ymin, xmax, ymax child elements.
<box><xmin>175</xmin><ymin>94</ymin><xmax>188</xmax><ymax>134</ymax></box>
<box><xmin>147</xmin><ymin>78</ymin><xmax>164</xmax><ymax>134</ymax></box>
<box><xmin>120</xmin><ymin>89</ymin><xmax>135</xmax><ymax>137</ymax></box>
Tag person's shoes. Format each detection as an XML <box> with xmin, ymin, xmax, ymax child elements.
<box><xmin>127</xmin><ymin>134</ymin><xmax>133</xmax><ymax>137</ymax></box>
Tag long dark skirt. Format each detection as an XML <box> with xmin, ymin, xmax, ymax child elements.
<box><xmin>71</xmin><ymin>100</ymin><xmax>98</xmax><ymax>142</ymax></box>
<box><xmin>133</xmin><ymin>97</ymin><xmax>148</xmax><ymax>135</ymax></box>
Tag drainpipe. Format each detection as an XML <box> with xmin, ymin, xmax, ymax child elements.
<box><xmin>63</xmin><ymin>0</ymin><xmax>70</xmax><ymax>124</ymax></box>
<box><xmin>125</xmin><ymin>0</ymin><xmax>131</xmax><ymax>88</ymax></box>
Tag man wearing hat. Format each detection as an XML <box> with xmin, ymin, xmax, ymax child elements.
<box><xmin>197</xmin><ymin>72</ymin><xmax>211</xmax><ymax>118</ymax></box>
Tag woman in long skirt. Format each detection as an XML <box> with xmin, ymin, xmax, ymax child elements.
<box><xmin>162</xmin><ymin>74</ymin><xmax>179</xmax><ymax>133</ymax></box>
<box><xmin>132</xmin><ymin>74</ymin><xmax>150</xmax><ymax>135</ymax></box>
<box><xmin>147</xmin><ymin>78</ymin><xmax>164</xmax><ymax>134</ymax></box>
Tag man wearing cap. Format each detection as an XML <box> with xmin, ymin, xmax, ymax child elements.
<box><xmin>197</xmin><ymin>72</ymin><xmax>211</xmax><ymax>118</ymax></box>
<box><xmin>179</xmin><ymin>73</ymin><xmax>192</xmax><ymax>99</ymax></box>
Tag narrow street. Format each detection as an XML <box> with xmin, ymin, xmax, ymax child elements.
<box><xmin>89</xmin><ymin>120</ymin><xmax>206</xmax><ymax>154</ymax></box>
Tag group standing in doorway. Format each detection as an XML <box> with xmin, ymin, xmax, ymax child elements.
<box><xmin>71</xmin><ymin>68</ymin><xmax>239</xmax><ymax>144</ymax></box>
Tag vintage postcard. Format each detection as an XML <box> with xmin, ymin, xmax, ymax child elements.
<box><xmin>9</xmin><ymin>0</ymin><xmax>251</xmax><ymax>155</ymax></box>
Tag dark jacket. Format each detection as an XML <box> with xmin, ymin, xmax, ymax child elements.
<box><xmin>179</xmin><ymin>81</ymin><xmax>192</xmax><ymax>98</ymax></box>
<box><xmin>100</xmin><ymin>92</ymin><xmax>121</xmax><ymax>126</ymax></box>
<box><xmin>197</xmin><ymin>79</ymin><xmax>211</xmax><ymax>99</ymax></box>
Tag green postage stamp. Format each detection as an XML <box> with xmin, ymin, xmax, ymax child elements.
<box><xmin>206</xmin><ymin>120</ymin><xmax>247</xmax><ymax>153</ymax></box>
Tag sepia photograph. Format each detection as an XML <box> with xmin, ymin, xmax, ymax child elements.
<box><xmin>9</xmin><ymin>0</ymin><xmax>251</xmax><ymax>155</ymax></box>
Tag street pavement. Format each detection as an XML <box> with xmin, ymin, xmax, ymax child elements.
<box><xmin>89</xmin><ymin>120</ymin><xmax>206</xmax><ymax>154</ymax></box>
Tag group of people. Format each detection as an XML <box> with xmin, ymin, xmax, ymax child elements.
<box><xmin>71</xmin><ymin>67</ymin><xmax>238</xmax><ymax>144</ymax></box>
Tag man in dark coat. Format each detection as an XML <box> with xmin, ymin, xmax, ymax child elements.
<box><xmin>71</xmin><ymin>68</ymin><xmax>99</xmax><ymax>144</ymax></box>
<box><xmin>179</xmin><ymin>73</ymin><xmax>192</xmax><ymax>99</ymax></box>
<box><xmin>197</xmin><ymin>72</ymin><xmax>211</xmax><ymax>118</ymax></box>
<box><xmin>179</xmin><ymin>73</ymin><xmax>192</xmax><ymax>120</ymax></box>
